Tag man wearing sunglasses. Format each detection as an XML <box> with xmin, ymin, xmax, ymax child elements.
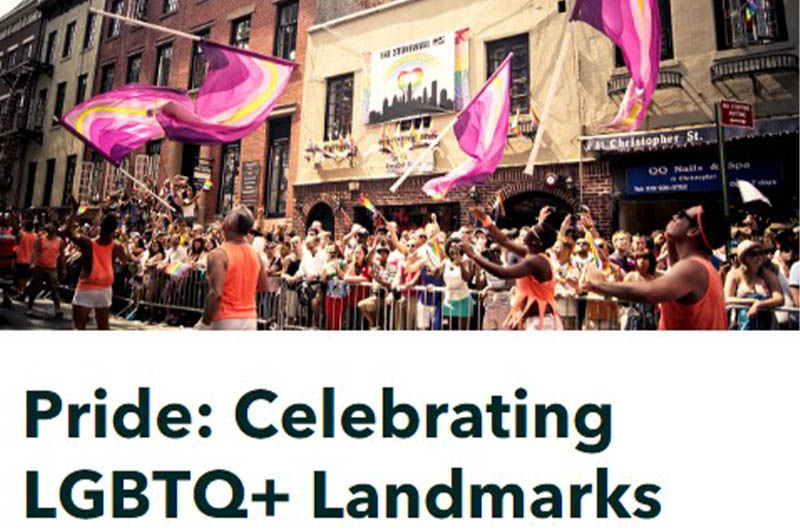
<box><xmin>584</xmin><ymin>203</ymin><xmax>728</xmax><ymax>330</ymax></box>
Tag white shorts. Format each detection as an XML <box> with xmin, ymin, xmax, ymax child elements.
<box><xmin>209</xmin><ymin>318</ymin><xmax>257</xmax><ymax>331</ymax></box>
<box><xmin>72</xmin><ymin>288</ymin><xmax>113</xmax><ymax>309</ymax></box>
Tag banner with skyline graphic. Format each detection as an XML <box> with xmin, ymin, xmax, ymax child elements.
<box><xmin>365</xmin><ymin>30</ymin><xmax>468</xmax><ymax>125</ymax></box>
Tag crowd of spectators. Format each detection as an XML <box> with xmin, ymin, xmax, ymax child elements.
<box><xmin>1</xmin><ymin>177</ymin><xmax>798</xmax><ymax>330</ymax></box>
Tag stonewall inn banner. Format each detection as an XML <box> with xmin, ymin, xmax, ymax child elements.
<box><xmin>363</xmin><ymin>29</ymin><xmax>469</xmax><ymax>125</ymax></box>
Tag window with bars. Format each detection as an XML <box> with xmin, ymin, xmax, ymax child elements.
<box><xmin>100</xmin><ymin>63</ymin><xmax>115</xmax><ymax>93</ymax></box>
<box><xmin>713</xmin><ymin>0</ymin><xmax>788</xmax><ymax>50</ymax></box>
<box><xmin>154</xmin><ymin>43</ymin><xmax>172</xmax><ymax>86</ymax></box>
<box><xmin>275</xmin><ymin>1</ymin><xmax>299</xmax><ymax>61</ymax></box>
<box><xmin>486</xmin><ymin>33</ymin><xmax>530</xmax><ymax>113</ymax></box>
<box><xmin>231</xmin><ymin>16</ymin><xmax>251</xmax><ymax>49</ymax></box>
<box><xmin>189</xmin><ymin>30</ymin><xmax>210</xmax><ymax>90</ymax></box>
<box><xmin>75</xmin><ymin>74</ymin><xmax>88</xmax><ymax>105</ymax></box>
<box><xmin>83</xmin><ymin>13</ymin><xmax>96</xmax><ymax>50</ymax></box>
<box><xmin>134</xmin><ymin>0</ymin><xmax>149</xmax><ymax>20</ymax></box>
<box><xmin>53</xmin><ymin>82</ymin><xmax>66</xmax><ymax>125</ymax></box>
<box><xmin>62</xmin><ymin>21</ymin><xmax>76</xmax><ymax>58</ymax></box>
<box><xmin>615</xmin><ymin>0</ymin><xmax>674</xmax><ymax>67</ymax></box>
<box><xmin>265</xmin><ymin>118</ymin><xmax>290</xmax><ymax>218</ymax></box>
<box><xmin>324</xmin><ymin>74</ymin><xmax>354</xmax><ymax>141</ymax></box>
<box><xmin>62</xmin><ymin>155</ymin><xmax>77</xmax><ymax>206</ymax></box>
<box><xmin>218</xmin><ymin>142</ymin><xmax>241</xmax><ymax>215</ymax></box>
<box><xmin>126</xmin><ymin>53</ymin><xmax>142</xmax><ymax>83</ymax></box>
<box><xmin>163</xmin><ymin>0</ymin><xmax>178</xmax><ymax>15</ymax></box>
<box><xmin>108</xmin><ymin>0</ymin><xmax>123</xmax><ymax>38</ymax></box>
<box><xmin>44</xmin><ymin>31</ymin><xmax>56</xmax><ymax>64</ymax></box>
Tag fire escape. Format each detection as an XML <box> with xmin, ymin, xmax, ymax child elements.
<box><xmin>0</xmin><ymin>46</ymin><xmax>52</xmax><ymax>195</ymax></box>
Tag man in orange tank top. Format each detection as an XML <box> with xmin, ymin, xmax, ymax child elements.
<box><xmin>14</xmin><ymin>220</ymin><xmax>37</xmax><ymax>296</ymax></box>
<box><xmin>26</xmin><ymin>223</ymin><xmax>64</xmax><ymax>319</ymax></box>
<box><xmin>65</xmin><ymin>212</ymin><xmax>127</xmax><ymax>330</ymax></box>
<box><xmin>584</xmin><ymin>203</ymin><xmax>728</xmax><ymax>330</ymax></box>
<box><xmin>197</xmin><ymin>206</ymin><xmax>267</xmax><ymax>330</ymax></box>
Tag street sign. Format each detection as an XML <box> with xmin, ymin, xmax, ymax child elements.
<box><xmin>719</xmin><ymin>99</ymin><xmax>754</xmax><ymax>129</ymax></box>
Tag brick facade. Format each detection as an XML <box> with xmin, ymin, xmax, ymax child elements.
<box><xmin>92</xmin><ymin>0</ymin><xmax>316</xmax><ymax>223</ymax></box>
<box><xmin>294</xmin><ymin>161</ymin><xmax>614</xmax><ymax>239</ymax></box>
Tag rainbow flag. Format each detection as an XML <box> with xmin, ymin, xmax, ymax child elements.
<box><xmin>429</xmin><ymin>239</ymin><xmax>444</xmax><ymax>260</ymax></box>
<box><xmin>422</xmin><ymin>54</ymin><xmax>512</xmax><ymax>199</ymax></box>
<box><xmin>493</xmin><ymin>190</ymin><xmax>505</xmax><ymax>219</ymax></box>
<box><xmin>584</xmin><ymin>230</ymin><xmax>603</xmax><ymax>269</ymax></box>
<box><xmin>165</xmin><ymin>262</ymin><xmax>191</xmax><ymax>277</ymax></box>
<box><xmin>454</xmin><ymin>28</ymin><xmax>470</xmax><ymax>110</ymax></box>
<box><xmin>571</xmin><ymin>0</ymin><xmax>662</xmax><ymax>131</ymax></box>
<box><xmin>359</xmin><ymin>193</ymin><xmax>377</xmax><ymax>215</ymax></box>
<box><xmin>202</xmin><ymin>179</ymin><xmax>213</xmax><ymax>192</ymax></box>
<box><xmin>77</xmin><ymin>206</ymin><xmax>88</xmax><ymax>215</ymax></box>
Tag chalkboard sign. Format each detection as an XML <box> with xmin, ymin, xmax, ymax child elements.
<box><xmin>240</xmin><ymin>161</ymin><xmax>260</xmax><ymax>210</ymax></box>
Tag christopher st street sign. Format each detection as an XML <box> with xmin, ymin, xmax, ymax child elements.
<box><xmin>719</xmin><ymin>99</ymin><xmax>754</xmax><ymax>129</ymax></box>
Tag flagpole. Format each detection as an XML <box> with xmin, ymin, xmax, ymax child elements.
<box><xmin>389</xmin><ymin>116</ymin><xmax>460</xmax><ymax>193</ymax></box>
<box><xmin>89</xmin><ymin>7</ymin><xmax>201</xmax><ymax>42</ymax></box>
<box><xmin>116</xmin><ymin>166</ymin><xmax>177</xmax><ymax>212</ymax></box>
<box><xmin>523</xmin><ymin>21</ymin><xmax>575</xmax><ymax>176</ymax></box>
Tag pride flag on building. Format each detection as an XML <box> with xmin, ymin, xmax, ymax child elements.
<box><xmin>421</xmin><ymin>54</ymin><xmax>512</xmax><ymax>199</ymax></box>
<box><xmin>571</xmin><ymin>0</ymin><xmax>661</xmax><ymax>130</ymax></box>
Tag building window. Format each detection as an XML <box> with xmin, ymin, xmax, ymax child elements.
<box><xmin>108</xmin><ymin>0</ymin><xmax>123</xmax><ymax>38</ymax></box>
<box><xmin>24</xmin><ymin>162</ymin><xmax>36</xmax><ymax>208</ymax></box>
<box><xmin>154</xmin><ymin>43</ymin><xmax>172</xmax><ymax>86</ymax></box>
<box><xmin>486</xmin><ymin>33</ymin><xmax>530</xmax><ymax>113</ymax></box>
<box><xmin>126</xmin><ymin>53</ymin><xmax>142</xmax><ymax>83</ymax></box>
<box><xmin>189</xmin><ymin>29</ymin><xmax>210</xmax><ymax>90</ymax></box>
<box><xmin>275</xmin><ymin>1</ymin><xmax>298</xmax><ymax>61</ymax></box>
<box><xmin>325</xmin><ymin>74</ymin><xmax>354</xmax><ymax>140</ymax></box>
<box><xmin>53</xmin><ymin>82</ymin><xmax>67</xmax><ymax>124</ymax></box>
<box><xmin>231</xmin><ymin>15</ymin><xmax>251</xmax><ymax>49</ymax></box>
<box><xmin>615</xmin><ymin>0</ymin><xmax>674</xmax><ymax>66</ymax></box>
<box><xmin>163</xmin><ymin>0</ymin><xmax>178</xmax><ymax>15</ymax></box>
<box><xmin>43</xmin><ymin>159</ymin><xmax>56</xmax><ymax>206</ymax></box>
<box><xmin>32</xmin><ymin>88</ymin><xmax>46</xmax><ymax>129</ymax></box>
<box><xmin>76</xmin><ymin>74</ymin><xmax>88</xmax><ymax>105</ymax></box>
<box><xmin>714</xmin><ymin>0</ymin><xmax>788</xmax><ymax>50</ymax></box>
<box><xmin>62</xmin><ymin>155</ymin><xmax>77</xmax><ymax>206</ymax></box>
<box><xmin>100</xmin><ymin>63</ymin><xmax>115</xmax><ymax>93</ymax></box>
<box><xmin>62</xmin><ymin>21</ymin><xmax>76</xmax><ymax>58</ymax></box>
<box><xmin>83</xmin><ymin>13</ymin><xmax>96</xmax><ymax>50</ymax></box>
<box><xmin>23</xmin><ymin>41</ymin><xmax>34</xmax><ymax>59</ymax></box>
<box><xmin>7</xmin><ymin>48</ymin><xmax>17</xmax><ymax>68</ymax></box>
<box><xmin>133</xmin><ymin>0</ymin><xmax>149</xmax><ymax>20</ymax></box>
<box><xmin>265</xmin><ymin>118</ymin><xmax>290</xmax><ymax>217</ymax></box>
<box><xmin>44</xmin><ymin>31</ymin><xmax>57</xmax><ymax>64</ymax></box>
<box><xmin>218</xmin><ymin>142</ymin><xmax>241</xmax><ymax>215</ymax></box>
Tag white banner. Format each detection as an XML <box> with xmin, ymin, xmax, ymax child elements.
<box><xmin>366</xmin><ymin>32</ymin><xmax>457</xmax><ymax>124</ymax></box>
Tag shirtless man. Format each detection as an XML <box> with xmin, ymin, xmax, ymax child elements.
<box><xmin>583</xmin><ymin>203</ymin><xmax>728</xmax><ymax>330</ymax></box>
<box><xmin>65</xmin><ymin>212</ymin><xmax>127</xmax><ymax>330</ymax></box>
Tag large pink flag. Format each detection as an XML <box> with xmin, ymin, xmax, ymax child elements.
<box><xmin>422</xmin><ymin>55</ymin><xmax>512</xmax><ymax>199</ymax></box>
<box><xmin>60</xmin><ymin>85</ymin><xmax>194</xmax><ymax>165</ymax></box>
<box><xmin>156</xmin><ymin>41</ymin><xmax>295</xmax><ymax>144</ymax></box>
<box><xmin>571</xmin><ymin>0</ymin><xmax>661</xmax><ymax>130</ymax></box>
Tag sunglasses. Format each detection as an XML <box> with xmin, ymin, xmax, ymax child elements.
<box><xmin>674</xmin><ymin>209</ymin><xmax>698</xmax><ymax>226</ymax></box>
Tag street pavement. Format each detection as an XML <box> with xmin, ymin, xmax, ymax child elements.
<box><xmin>0</xmin><ymin>297</ymin><xmax>170</xmax><ymax>331</ymax></box>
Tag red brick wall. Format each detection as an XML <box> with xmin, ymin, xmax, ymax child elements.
<box><xmin>91</xmin><ymin>0</ymin><xmax>316</xmax><ymax>223</ymax></box>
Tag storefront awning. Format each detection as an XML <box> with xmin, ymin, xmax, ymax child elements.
<box><xmin>581</xmin><ymin>116</ymin><xmax>799</xmax><ymax>154</ymax></box>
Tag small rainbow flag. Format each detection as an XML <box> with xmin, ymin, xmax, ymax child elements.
<box><xmin>359</xmin><ymin>193</ymin><xmax>377</xmax><ymax>215</ymax></box>
<box><xmin>202</xmin><ymin>179</ymin><xmax>213</xmax><ymax>192</ymax></box>
<box><xmin>165</xmin><ymin>262</ymin><xmax>191</xmax><ymax>277</ymax></box>
<box><xmin>429</xmin><ymin>239</ymin><xmax>444</xmax><ymax>260</ymax></box>
<box><xmin>77</xmin><ymin>206</ymin><xmax>88</xmax><ymax>215</ymax></box>
<box><xmin>493</xmin><ymin>190</ymin><xmax>505</xmax><ymax>219</ymax></box>
<box><xmin>584</xmin><ymin>230</ymin><xmax>603</xmax><ymax>270</ymax></box>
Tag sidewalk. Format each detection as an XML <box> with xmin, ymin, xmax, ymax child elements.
<box><xmin>0</xmin><ymin>297</ymin><xmax>170</xmax><ymax>331</ymax></box>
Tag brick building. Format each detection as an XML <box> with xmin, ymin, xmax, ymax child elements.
<box><xmin>0</xmin><ymin>0</ymin><xmax>45</xmax><ymax>208</ymax></box>
<box><xmin>86</xmin><ymin>0</ymin><xmax>317</xmax><ymax>225</ymax></box>
<box><xmin>294</xmin><ymin>0</ymin><xmax>797</xmax><ymax>239</ymax></box>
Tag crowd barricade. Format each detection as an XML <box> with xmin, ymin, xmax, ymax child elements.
<box><xmin>55</xmin><ymin>268</ymin><xmax>798</xmax><ymax>331</ymax></box>
<box><xmin>725</xmin><ymin>303</ymin><xmax>800</xmax><ymax>331</ymax></box>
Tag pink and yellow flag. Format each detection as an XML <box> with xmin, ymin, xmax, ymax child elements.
<box><xmin>571</xmin><ymin>0</ymin><xmax>661</xmax><ymax>131</ymax></box>
<box><xmin>60</xmin><ymin>86</ymin><xmax>194</xmax><ymax>165</ymax></box>
<box><xmin>422</xmin><ymin>54</ymin><xmax>512</xmax><ymax>199</ymax></box>
<box><xmin>157</xmin><ymin>42</ymin><xmax>295</xmax><ymax>144</ymax></box>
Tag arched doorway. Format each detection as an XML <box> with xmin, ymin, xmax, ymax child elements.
<box><xmin>306</xmin><ymin>202</ymin><xmax>335</xmax><ymax>234</ymax></box>
<box><xmin>353</xmin><ymin>206</ymin><xmax>375</xmax><ymax>234</ymax></box>
<box><xmin>499</xmin><ymin>191</ymin><xmax>574</xmax><ymax>229</ymax></box>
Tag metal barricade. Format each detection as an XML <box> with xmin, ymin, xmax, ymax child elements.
<box><xmin>725</xmin><ymin>303</ymin><xmax>800</xmax><ymax>331</ymax></box>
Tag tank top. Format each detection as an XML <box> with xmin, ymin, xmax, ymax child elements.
<box><xmin>659</xmin><ymin>257</ymin><xmax>727</xmax><ymax>330</ymax></box>
<box><xmin>77</xmin><ymin>240</ymin><xmax>115</xmax><ymax>291</ymax></box>
<box><xmin>16</xmin><ymin>231</ymin><xmax>37</xmax><ymax>265</ymax></box>
<box><xmin>443</xmin><ymin>260</ymin><xmax>469</xmax><ymax>302</ymax></box>
<box><xmin>36</xmin><ymin>236</ymin><xmax>61</xmax><ymax>269</ymax></box>
<box><xmin>504</xmin><ymin>255</ymin><xmax>563</xmax><ymax>331</ymax></box>
<box><xmin>214</xmin><ymin>242</ymin><xmax>260</xmax><ymax>321</ymax></box>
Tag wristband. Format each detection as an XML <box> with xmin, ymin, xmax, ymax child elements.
<box><xmin>482</xmin><ymin>216</ymin><xmax>493</xmax><ymax>228</ymax></box>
